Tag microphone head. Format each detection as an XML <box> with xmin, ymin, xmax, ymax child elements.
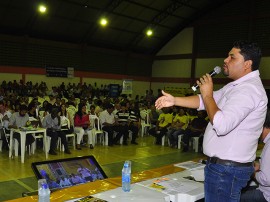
<box><xmin>214</xmin><ymin>66</ymin><xmax>222</xmax><ymax>74</ymax></box>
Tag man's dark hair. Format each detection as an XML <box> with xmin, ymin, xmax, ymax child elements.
<box><xmin>19</xmin><ymin>104</ymin><xmax>28</xmax><ymax>111</ymax></box>
<box><xmin>233</xmin><ymin>40</ymin><xmax>262</xmax><ymax>71</ymax></box>
<box><xmin>28</xmin><ymin>102</ymin><xmax>36</xmax><ymax>111</ymax></box>
<box><xmin>264</xmin><ymin>108</ymin><xmax>270</xmax><ymax>128</ymax></box>
<box><xmin>51</xmin><ymin>107</ymin><xmax>59</xmax><ymax>114</ymax></box>
<box><xmin>106</xmin><ymin>103</ymin><xmax>114</xmax><ymax>109</ymax></box>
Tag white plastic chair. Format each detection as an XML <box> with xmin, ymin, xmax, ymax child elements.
<box><xmin>141</xmin><ymin>113</ymin><xmax>151</xmax><ymax>137</ymax></box>
<box><xmin>57</xmin><ymin>117</ymin><xmax>76</xmax><ymax>151</ymax></box>
<box><xmin>192</xmin><ymin>136</ymin><xmax>200</xmax><ymax>153</ymax></box>
<box><xmin>90</xmin><ymin>116</ymin><xmax>108</xmax><ymax>146</ymax></box>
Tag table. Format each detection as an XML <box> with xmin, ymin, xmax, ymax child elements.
<box><xmin>7</xmin><ymin>164</ymin><xmax>185</xmax><ymax>202</ymax></box>
<box><xmin>9</xmin><ymin>128</ymin><xmax>48</xmax><ymax>163</ymax></box>
<box><xmin>137</xmin><ymin>170</ymin><xmax>204</xmax><ymax>202</ymax></box>
<box><xmin>92</xmin><ymin>184</ymin><xmax>171</xmax><ymax>202</ymax></box>
<box><xmin>7</xmin><ymin>162</ymin><xmax>205</xmax><ymax>202</ymax></box>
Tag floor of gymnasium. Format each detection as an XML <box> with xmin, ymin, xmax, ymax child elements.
<box><xmin>0</xmin><ymin>134</ymin><xmax>205</xmax><ymax>201</ymax></box>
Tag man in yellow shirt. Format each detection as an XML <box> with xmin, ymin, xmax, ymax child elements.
<box><xmin>148</xmin><ymin>107</ymin><xmax>173</xmax><ymax>145</ymax></box>
<box><xmin>167</xmin><ymin>107</ymin><xmax>189</xmax><ymax>148</ymax></box>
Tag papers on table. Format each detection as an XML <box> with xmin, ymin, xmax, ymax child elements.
<box><xmin>20</xmin><ymin>127</ymin><xmax>37</xmax><ymax>131</ymax></box>
<box><xmin>174</xmin><ymin>161</ymin><xmax>205</xmax><ymax>170</ymax></box>
<box><xmin>174</xmin><ymin>161</ymin><xmax>205</xmax><ymax>182</ymax></box>
<box><xmin>190</xmin><ymin>167</ymin><xmax>205</xmax><ymax>182</ymax></box>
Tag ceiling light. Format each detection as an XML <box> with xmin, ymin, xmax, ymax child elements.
<box><xmin>146</xmin><ymin>29</ymin><xmax>153</xmax><ymax>37</ymax></box>
<box><xmin>38</xmin><ymin>4</ymin><xmax>47</xmax><ymax>13</ymax></box>
<box><xmin>99</xmin><ymin>18</ymin><xmax>108</xmax><ymax>27</ymax></box>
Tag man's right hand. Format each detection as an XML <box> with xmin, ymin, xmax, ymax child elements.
<box><xmin>155</xmin><ymin>90</ymin><xmax>175</xmax><ymax>109</ymax></box>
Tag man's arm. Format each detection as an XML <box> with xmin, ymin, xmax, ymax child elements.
<box><xmin>197</xmin><ymin>74</ymin><xmax>220</xmax><ymax>124</ymax></box>
<box><xmin>8</xmin><ymin>114</ymin><xmax>18</xmax><ymax>129</ymax></box>
<box><xmin>155</xmin><ymin>90</ymin><xmax>200</xmax><ymax>110</ymax></box>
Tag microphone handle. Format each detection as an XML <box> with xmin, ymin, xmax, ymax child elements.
<box><xmin>191</xmin><ymin>70</ymin><xmax>217</xmax><ymax>92</ymax></box>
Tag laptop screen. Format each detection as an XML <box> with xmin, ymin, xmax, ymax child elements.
<box><xmin>31</xmin><ymin>155</ymin><xmax>107</xmax><ymax>190</ymax></box>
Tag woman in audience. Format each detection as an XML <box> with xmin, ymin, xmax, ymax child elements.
<box><xmin>59</xmin><ymin>103</ymin><xmax>74</xmax><ymax>134</ymax></box>
<box><xmin>74</xmin><ymin>103</ymin><xmax>94</xmax><ymax>150</ymax></box>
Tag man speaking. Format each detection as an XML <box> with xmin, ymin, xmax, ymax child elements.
<box><xmin>155</xmin><ymin>41</ymin><xmax>268</xmax><ymax>202</ymax></box>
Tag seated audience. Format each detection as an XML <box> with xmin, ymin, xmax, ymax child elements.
<box><xmin>42</xmin><ymin>107</ymin><xmax>71</xmax><ymax>155</ymax></box>
<box><xmin>241</xmin><ymin>108</ymin><xmax>270</xmax><ymax>202</ymax></box>
<box><xmin>148</xmin><ymin>107</ymin><xmax>173</xmax><ymax>145</ymax></box>
<box><xmin>8</xmin><ymin>104</ymin><xmax>35</xmax><ymax>151</ymax></box>
<box><xmin>99</xmin><ymin>104</ymin><xmax>123</xmax><ymax>146</ymax></box>
<box><xmin>115</xmin><ymin>102</ymin><xmax>132</xmax><ymax>145</ymax></box>
<box><xmin>74</xmin><ymin>103</ymin><xmax>93</xmax><ymax>149</ymax></box>
<box><xmin>167</xmin><ymin>107</ymin><xmax>189</xmax><ymax>148</ymax></box>
<box><xmin>128</xmin><ymin>102</ymin><xmax>139</xmax><ymax>145</ymax></box>
<box><xmin>0</xmin><ymin>100</ymin><xmax>12</xmax><ymax>149</ymax></box>
<box><xmin>149</xmin><ymin>105</ymin><xmax>159</xmax><ymax>125</ymax></box>
<box><xmin>181</xmin><ymin>110</ymin><xmax>208</xmax><ymax>152</ymax></box>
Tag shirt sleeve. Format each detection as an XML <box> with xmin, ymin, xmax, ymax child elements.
<box><xmin>255</xmin><ymin>142</ymin><xmax>270</xmax><ymax>186</ymax></box>
<box><xmin>8</xmin><ymin>113</ymin><xmax>16</xmax><ymax>126</ymax></box>
<box><xmin>212</xmin><ymin>87</ymin><xmax>259</xmax><ymax>136</ymax></box>
<box><xmin>42</xmin><ymin>116</ymin><xmax>48</xmax><ymax>128</ymax></box>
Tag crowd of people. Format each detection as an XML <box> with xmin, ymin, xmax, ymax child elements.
<box><xmin>0</xmin><ymin>79</ymin><xmax>207</xmax><ymax>156</ymax></box>
<box><xmin>1</xmin><ymin>40</ymin><xmax>269</xmax><ymax>202</ymax></box>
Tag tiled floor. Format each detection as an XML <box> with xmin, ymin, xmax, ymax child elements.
<box><xmin>0</xmin><ymin>135</ymin><xmax>204</xmax><ymax>201</ymax></box>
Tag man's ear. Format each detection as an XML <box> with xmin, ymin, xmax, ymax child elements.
<box><xmin>244</xmin><ymin>60</ymin><xmax>252</xmax><ymax>71</ymax></box>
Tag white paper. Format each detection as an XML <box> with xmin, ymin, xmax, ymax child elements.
<box><xmin>174</xmin><ymin>161</ymin><xmax>205</xmax><ymax>170</ymax></box>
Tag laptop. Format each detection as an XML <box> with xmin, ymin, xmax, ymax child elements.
<box><xmin>31</xmin><ymin>155</ymin><xmax>107</xmax><ymax>190</ymax></box>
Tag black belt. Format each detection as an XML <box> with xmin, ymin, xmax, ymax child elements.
<box><xmin>207</xmin><ymin>157</ymin><xmax>253</xmax><ymax>167</ymax></box>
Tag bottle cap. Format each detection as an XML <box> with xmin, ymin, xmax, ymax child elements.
<box><xmin>38</xmin><ymin>179</ymin><xmax>48</xmax><ymax>190</ymax></box>
<box><xmin>124</xmin><ymin>160</ymin><xmax>131</xmax><ymax>167</ymax></box>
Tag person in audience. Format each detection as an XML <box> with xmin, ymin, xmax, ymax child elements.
<box><xmin>59</xmin><ymin>103</ymin><xmax>73</xmax><ymax>133</ymax></box>
<box><xmin>115</xmin><ymin>102</ymin><xmax>131</xmax><ymax>145</ymax></box>
<box><xmin>0</xmin><ymin>100</ymin><xmax>12</xmax><ymax>149</ymax></box>
<box><xmin>181</xmin><ymin>110</ymin><xmax>208</xmax><ymax>152</ymax></box>
<box><xmin>42</xmin><ymin>107</ymin><xmax>71</xmax><ymax>155</ymax></box>
<box><xmin>155</xmin><ymin>40</ymin><xmax>268</xmax><ymax>201</ymax></box>
<box><xmin>128</xmin><ymin>102</ymin><xmax>139</xmax><ymax>145</ymax></box>
<box><xmin>74</xmin><ymin>103</ymin><xmax>94</xmax><ymax>149</ymax></box>
<box><xmin>149</xmin><ymin>105</ymin><xmax>159</xmax><ymax>125</ymax></box>
<box><xmin>140</xmin><ymin>104</ymin><xmax>148</xmax><ymax>121</ymax></box>
<box><xmin>99</xmin><ymin>104</ymin><xmax>123</xmax><ymax>146</ymax></box>
<box><xmin>167</xmin><ymin>107</ymin><xmax>189</xmax><ymax>148</ymax></box>
<box><xmin>148</xmin><ymin>107</ymin><xmax>173</xmax><ymax>145</ymax></box>
<box><xmin>241</xmin><ymin>108</ymin><xmax>270</xmax><ymax>202</ymax></box>
<box><xmin>89</xmin><ymin>105</ymin><xmax>98</xmax><ymax>129</ymax></box>
<box><xmin>5</xmin><ymin>99</ymin><xmax>14</xmax><ymax>113</ymax></box>
<box><xmin>8</xmin><ymin>104</ymin><xmax>35</xmax><ymax>152</ymax></box>
<box><xmin>113</xmin><ymin>103</ymin><xmax>121</xmax><ymax>116</ymax></box>
<box><xmin>94</xmin><ymin>100</ymin><xmax>103</xmax><ymax>116</ymax></box>
<box><xmin>27</xmin><ymin>102</ymin><xmax>41</xmax><ymax>127</ymax></box>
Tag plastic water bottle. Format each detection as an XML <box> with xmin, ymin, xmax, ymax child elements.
<box><xmin>122</xmin><ymin>160</ymin><xmax>131</xmax><ymax>192</ymax></box>
<box><xmin>38</xmin><ymin>179</ymin><xmax>50</xmax><ymax>202</ymax></box>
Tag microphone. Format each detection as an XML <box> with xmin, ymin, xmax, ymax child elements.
<box><xmin>191</xmin><ymin>66</ymin><xmax>222</xmax><ymax>91</ymax></box>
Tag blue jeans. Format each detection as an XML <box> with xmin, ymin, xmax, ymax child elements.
<box><xmin>240</xmin><ymin>186</ymin><xmax>267</xmax><ymax>202</ymax></box>
<box><xmin>204</xmin><ymin>162</ymin><xmax>254</xmax><ymax>202</ymax></box>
